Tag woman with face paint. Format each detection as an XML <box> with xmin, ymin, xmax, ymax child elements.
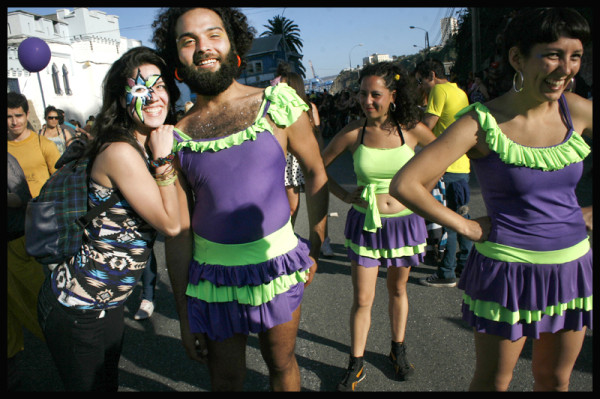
<box><xmin>36</xmin><ymin>46</ymin><xmax>182</xmax><ymax>391</ymax></box>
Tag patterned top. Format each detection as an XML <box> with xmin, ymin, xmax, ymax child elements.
<box><xmin>50</xmin><ymin>179</ymin><xmax>156</xmax><ymax>310</ymax></box>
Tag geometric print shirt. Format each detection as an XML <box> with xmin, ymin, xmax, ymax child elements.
<box><xmin>50</xmin><ymin>179</ymin><xmax>157</xmax><ymax>310</ymax></box>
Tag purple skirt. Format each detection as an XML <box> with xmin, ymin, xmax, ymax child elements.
<box><xmin>188</xmin><ymin>282</ymin><xmax>304</xmax><ymax>342</ymax></box>
<box><xmin>458</xmin><ymin>247</ymin><xmax>593</xmax><ymax>340</ymax></box>
<box><xmin>344</xmin><ymin>206</ymin><xmax>426</xmax><ymax>268</ymax></box>
<box><xmin>186</xmin><ymin>236</ymin><xmax>312</xmax><ymax>342</ymax></box>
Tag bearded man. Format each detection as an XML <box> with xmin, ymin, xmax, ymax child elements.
<box><xmin>152</xmin><ymin>7</ymin><xmax>328</xmax><ymax>391</ymax></box>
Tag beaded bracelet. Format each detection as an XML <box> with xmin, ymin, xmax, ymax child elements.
<box><xmin>149</xmin><ymin>153</ymin><xmax>175</xmax><ymax>168</ymax></box>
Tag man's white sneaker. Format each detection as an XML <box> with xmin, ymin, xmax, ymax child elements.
<box><xmin>134</xmin><ymin>299</ymin><xmax>154</xmax><ymax>320</ymax></box>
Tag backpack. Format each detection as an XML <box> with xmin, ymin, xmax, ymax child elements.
<box><xmin>25</xmin><ymin>138</ymin><xmax>120</xmax><ymax>268</ymax></box>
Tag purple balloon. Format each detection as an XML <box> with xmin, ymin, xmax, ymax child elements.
<box><xmin>18</xmin><ymin>37</ymin><xmax>51</xmax><ymax>73</ymax></box>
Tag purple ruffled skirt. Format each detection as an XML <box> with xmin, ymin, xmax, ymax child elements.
<box><xmin>187</xmin><ymin>236</ymin><xmax>312</xmax><ymax>342</ymax></box>
<box><xmin>458</xmin><ymin>247</ymin><xmax>593</xmax><ymax>341</ymax></box>
<box><xmin>344</xmin><ymin>206</ymin><xmax>426</xmax><ymax>268</ymax></box>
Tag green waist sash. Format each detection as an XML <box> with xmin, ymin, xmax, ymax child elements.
<box><xmin>474</xmin><ymin>238</ymin><xmax>590</xmax><ymax>264</ymax></box>
<box><xmin>187</xmin><ymin>219</ymin><xmax>308</xmax><ymax>306</ymax></box>
<box><xmin>357</xmin><ymin>180</ymin><xmax>410</xmax><ymax>232</ymax></box>
<box><xmin>193</xmin><ymin>220</ymin><xmax>298</xmax><ymax>266</ymax></box>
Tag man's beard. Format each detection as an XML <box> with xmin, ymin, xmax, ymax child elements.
<box><xmin>179</xmin><ymin>51</ymin><xmax>239</xmax><ymax>96</ymax></box>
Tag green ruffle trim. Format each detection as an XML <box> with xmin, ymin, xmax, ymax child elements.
<box><xmin>457</xmin><ymin>103</ymin><xmax>590</xmax><ymax>171</ymax></box>
<box><xmin>345</xmin><ymin>239</ymin><xmax>426</xmax><ymax>260</ymax></box>
<box><xmin>186</xmin><ymin>269</ymin><xmax>308</xmax><ymax>306</ymax></box>
<box><xmin>462</xmin><ymin>293</ymin><xmax>593</xmax><ymax>325</ymax></box>
<box><xmin>173</xmin><ymin>83</ymin><xmax>308</xmax><ymax>153</ymax></box>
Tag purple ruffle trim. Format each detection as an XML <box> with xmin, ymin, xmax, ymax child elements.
<box><xmin>458</xmin><ymin>248</ymin><xmax>593</xmax><ymax>311</ymax></box>
<box><xmin>188</xmin><ymin>235</ymin><xmax>312</xmax><ymax>287</ymax></box>
<box><xmin>344</xmin><ymin>207</ymin><xmax>427</xmax><ymax>250</ymax></box>
<box><xmin>347</xmin><ymin>250</ymin><xmax>424</xmax><ymax>268</ymax></box>
<box><xmin>461</xmin><ymin>304</ymin><xmax>592</xmax><ymax>341</ymax></box>
<box><xmin>458</xmin><ymin>248</ymin><xmax>593</xmax><ymax>340</ymax></box>
<box><xmin>187</xmin><ymin>281</ymin><xmax>304</xmax><ymax>341</ymax></box>
<box><xmin>344</xmin><ymin>206</ymin><xmax>426</xmax><ymax>268</ymax></box>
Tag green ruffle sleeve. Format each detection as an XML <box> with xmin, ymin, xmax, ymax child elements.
<box><xmin>457</xmin><ymin>102</ymin><xmax>590</xmax><ymax>171</ymax></box>
<box><xmin>173</xmin><ymin>83</ymin><xmax>308</xmax><ymax>154</ymax></box>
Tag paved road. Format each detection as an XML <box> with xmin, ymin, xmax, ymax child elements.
<box><xmin>14</xmin><ymin>145</ymin><xmax>593</xmax><ymax>391</ymax></box>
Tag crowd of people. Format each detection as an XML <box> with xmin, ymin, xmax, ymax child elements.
<box><xmin>7</xmin><ymin>7</ymin><xmax>592</xmax><ymax>393</ymax></box>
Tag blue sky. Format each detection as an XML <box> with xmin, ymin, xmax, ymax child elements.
<box><xmin>9</xmin><ymin>7</ymin><xmax>464</xmax><ymax>78</ymax></box>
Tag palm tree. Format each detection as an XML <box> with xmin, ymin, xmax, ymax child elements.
<box><xmin>260</xmin><ymin>15</ymin><xmax>306</xmax><ymax>77</ymax></box>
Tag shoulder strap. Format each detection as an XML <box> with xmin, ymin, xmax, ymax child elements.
<box><xmin>76</xmin><ymin>190</ymin><xmax>122</xmax><ymax>228</ymax></box>
<box><xmin>558</xmin><ymin>94</ymin><xmax>574</xmax><ymax>131</ymax></box>
<box><xmin>360</xmin><ymin>119</ymin><xmax>367</xmax><ymax>144</ymax></box>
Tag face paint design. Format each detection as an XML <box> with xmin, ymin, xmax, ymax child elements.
<box><xmin>125</xmin><ymin>69</ymin><xmax>162</xmax><ymax>123</ymax></box>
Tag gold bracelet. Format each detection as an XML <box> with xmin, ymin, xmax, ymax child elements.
<box><xmin>156</xmin><ymin>175</ymin><xmax>178</xmax><ymax>186</ymax></box>
<box><xmin>153</xmin><ymin>167</ymin><xmax>176</xmax><ymax>181</ymax></box>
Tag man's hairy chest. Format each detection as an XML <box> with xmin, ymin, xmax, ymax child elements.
<box><xmin>178</xmin><ymin>96</ymin><xmax>268</xmax><ymax>139</ymax></box>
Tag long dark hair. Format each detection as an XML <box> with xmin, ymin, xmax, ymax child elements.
<box><xmin>359</xmin><ymin>62</ymin><xmax>422</xmax><ymax>130</ymax></box>
<box><xmin>87</xmin><ymin>46</ymin><xmax>180</xmax><ymax>162</ymax></box>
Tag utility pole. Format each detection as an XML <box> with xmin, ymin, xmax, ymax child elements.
<box><xmin>471</xmin><ymin>7</ymin><xmax>481</xmax><ymax>74</ymax></box>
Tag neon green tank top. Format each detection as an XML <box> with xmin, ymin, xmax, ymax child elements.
<box><xmin>352</xmin><ymin>120</ymin><xmax>415</xmax><ymax>232</ymax></box>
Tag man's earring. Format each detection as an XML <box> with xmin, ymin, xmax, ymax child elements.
<box><xmin>174</xmin><ymin>68</ymin><xmax>183</xmax><ymax>82</ymax></box>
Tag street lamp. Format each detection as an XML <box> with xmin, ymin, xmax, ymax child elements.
<box><xmin>410</xmin><ymin>26</ymin><xmax>430</xmax><ymax>54</ymax></box>
<box><xmin>349</xmin><ymin>43</ymin><xmax>364</xmax><ymax>70</ymax></box>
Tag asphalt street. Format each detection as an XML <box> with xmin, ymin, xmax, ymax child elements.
<box><xmin>13</xmin><ymin>143</ymin><xmax>593</xmax><ymax>392</ymax></box>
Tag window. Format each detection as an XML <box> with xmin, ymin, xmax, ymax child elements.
<box><xmin>52</xmin><ymin>63</ymin><xmax>63</xmax><ymax>95</ymax></box>
<box><xmin>248</xmin><ymin>60</ymin><xmax>263</xmax><ymax>75</ymax></box>
<box><xmin>62</xmin><ymin>65</ymin><xmax>72</xmax><ymax>95</ymax></box>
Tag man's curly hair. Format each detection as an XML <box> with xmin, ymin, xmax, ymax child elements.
<box><xmin>151</xmin><ymin>8</ymin><xmax>256</xmax><ymax>71</ymax></box>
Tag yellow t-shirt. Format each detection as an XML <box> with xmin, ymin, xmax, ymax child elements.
<box><xmin>425</xmin><ymin>82</ymin><xmax>470</xmax><ymax>174</ymax></box>
<box><xmin>8</xmin><ymin>130</ymin><xmax>61</xmax><ymax>197</ymax></box>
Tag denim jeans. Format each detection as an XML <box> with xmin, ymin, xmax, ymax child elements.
<box><xmin>437</xmin><ymin>172</ymin><xmax>473</xmax><ymax>279</ymax></box>
<box><xmin>141</xmin><ymin>250</ymin><xmax>157</xmax><ymax>302</ymax></box>
<box><xmin>37</xmin><ymin>277</ymin><xmax>125</xmax><ymax>391</ymax></box>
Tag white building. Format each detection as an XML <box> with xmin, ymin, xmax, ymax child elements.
<box><xmin>440</xmin><ymin>17</ymin><xmax>458</xmax><ymax>46</ymax></box>
<box><xmin>362</xmin><ymin>53</ymin><xmax>391</xmax><ymax>66</ymax></box>
<box><xmin>7</xmin><ymin>8</ymin><xmax>141</xmax><ymax>130</ymax></box>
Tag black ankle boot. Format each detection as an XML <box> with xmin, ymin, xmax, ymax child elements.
<box><xmin>389</xmin><ymin>341</ymin><xmax>414</xmax><ymax>381</ymax></box>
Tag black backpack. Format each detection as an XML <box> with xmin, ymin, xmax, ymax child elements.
<box><xmin>25</xmin><ymin>138</ymin><xmax>120</xmax><ymax>268</ymax></box>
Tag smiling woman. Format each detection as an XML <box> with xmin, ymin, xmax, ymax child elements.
<box><xmin>36</xmin><ymin>46</ymin><xmax>183</xmax><ymax>391</ymax></box>
<box><xmin>390</xmin><ymin>8</ymin><xmax>592</xmax><ymax>392</ymax></box>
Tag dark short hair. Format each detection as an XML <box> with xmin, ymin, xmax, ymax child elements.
<box><xmin>44</xmin><ymin>105</ymin><xmax>59</xmax><ymax>119</ymax></box>
<box><xmin>414</xmin><ymin>58</ymin><xmax>446</xmax><ymax>80</ymax></box>
<box><xmin>7</xmin><ymin>92</ymin><xmax>29</xmax><ymax>113</ymax></box>
<box><xmin>502</xmin><ymin>8</ymin><xmax>590</xmax><ymax>60</ymax></box>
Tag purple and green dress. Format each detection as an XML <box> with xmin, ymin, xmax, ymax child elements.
<box><xmin>457</xmin><ymin>95</ymin><xmax>592</xmax><ymax>341</ymax></box>
<box><xmin>172</xmin><ymin>83</ymin><xmax>313</xmax><ymax>342</ymax></box>
<box><xmin>344</xmin><ymin>120</ymin><xmax>427</xmax><ymax>268</ymax></box>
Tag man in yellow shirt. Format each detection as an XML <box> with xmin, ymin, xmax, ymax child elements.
<box><xmin>7</xmin><ymin>92</ymin><xmax>60</xmax><ymax>388</ymax></box>
<box><xmin>8</xmin><ymin>92</ymin><xmax>60</xmax><ymax>197</ymax></box>
<box><xmin>414</xmin><ymin>59</ymin><xmax>472</xmax><ymax>288</ymax></box>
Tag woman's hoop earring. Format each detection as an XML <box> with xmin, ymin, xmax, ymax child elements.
<box><xmin>513</xmin><ymin>71</ymin><xmax>524</xmax><ymax>93</ymax></box>
<box><xmin>389</xmin><ymin>102</ymin><xmax>396</xmax><ymax>112</ymax></box>
<box><xmin>237</xmin><ymin>55</ymin><xmax>241</xmax><ymax>68</ymax></box>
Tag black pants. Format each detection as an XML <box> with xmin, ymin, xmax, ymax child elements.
<box><xmin>37</xmin><ymin>277</ymin><xmax>125</xmax><ymax>391</ymax></box>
